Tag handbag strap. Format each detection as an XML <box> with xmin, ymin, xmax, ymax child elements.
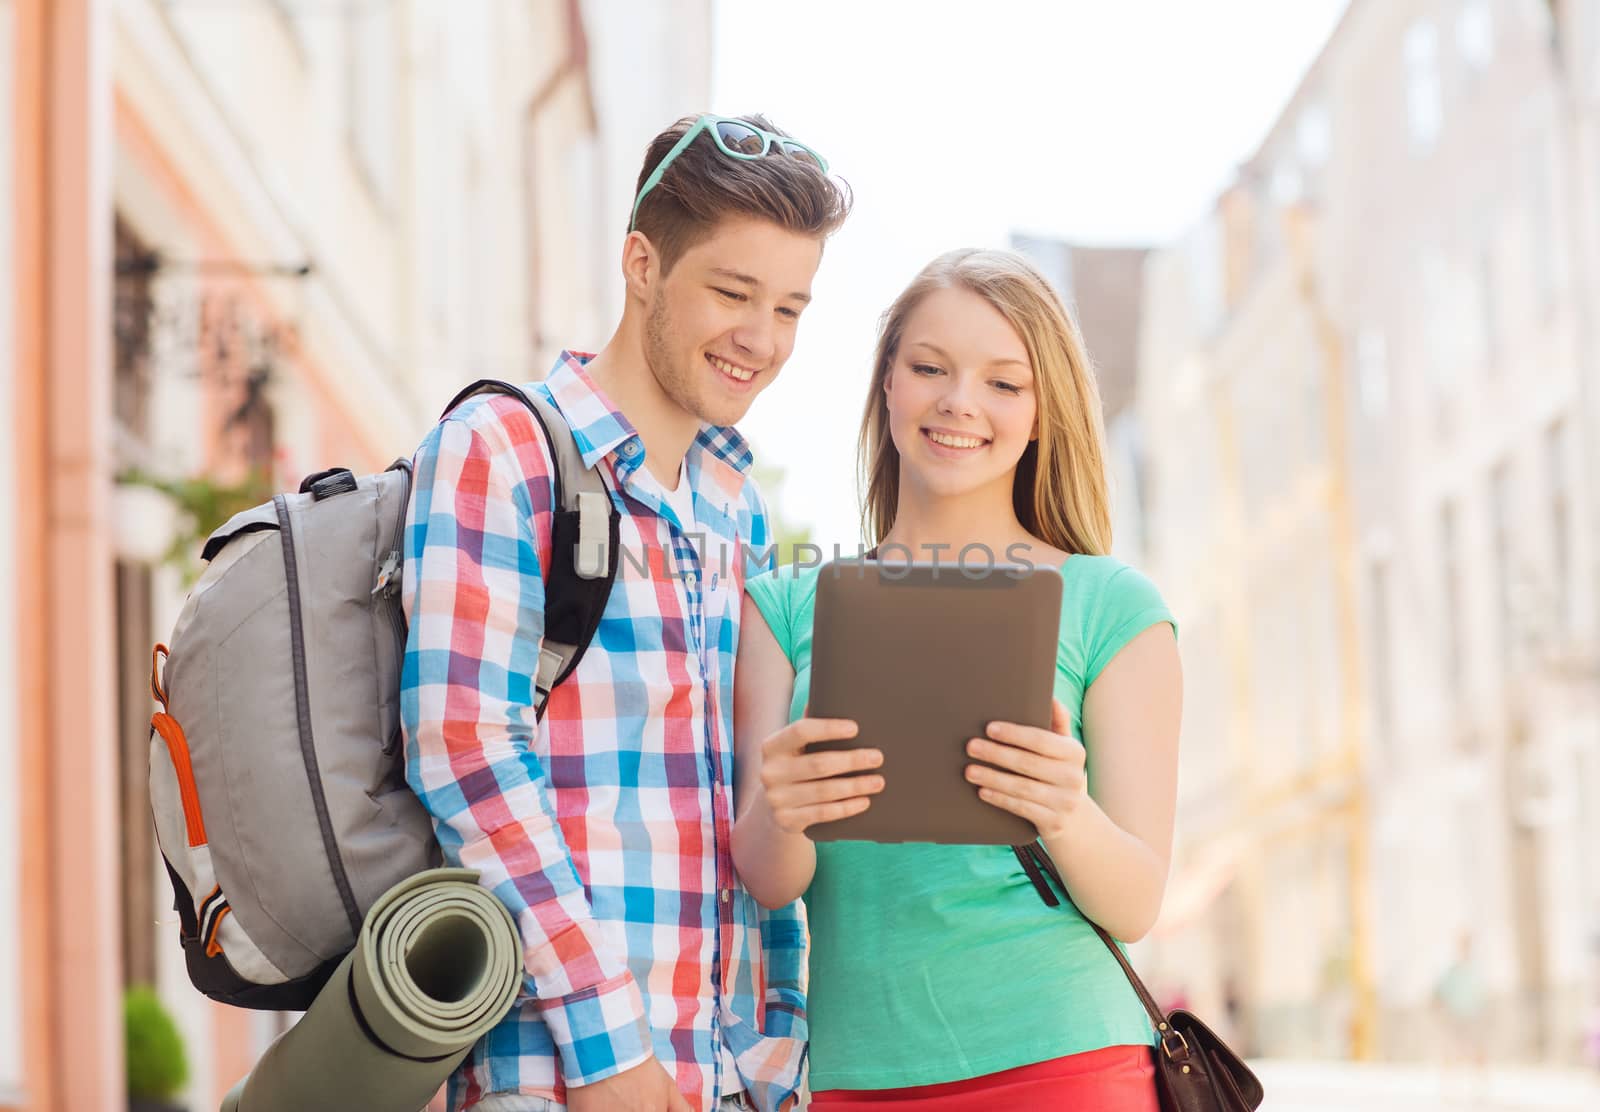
<box><xmin>1021</xmin><ymin>843</ymin><xmax>1190</xmax><ymax>1060</ymax></box>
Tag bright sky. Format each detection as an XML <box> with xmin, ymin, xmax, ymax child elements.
<box><xmin>711</xmin><ymin>0</ymin><xmax>1349</xmax><ymax>546</ymax></box>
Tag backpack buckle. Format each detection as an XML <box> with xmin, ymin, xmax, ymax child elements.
<box><xmin>574</xmin><ymin>491</ymin><xmax>610</xmax><ymax>579</ymax></box>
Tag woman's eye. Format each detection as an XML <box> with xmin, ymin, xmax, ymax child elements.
<box><xmin>911</xmin><ymin>363</ymin><xmax>942</xmax><ymax>376</ymax></box>
<box><xmin>992</xmin><ymin>381</ymin><xmax>1023</xmax><ymax>394</ymax></box>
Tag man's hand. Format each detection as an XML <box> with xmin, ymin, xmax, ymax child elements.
<box><xmin>567</xmin><ymin>1057</ymin><xmax>692</xmax><ymax>1112</ymax></box>
<box><xmin>758</xmin><ymin>717</ymin><xmax>882</xmax><ymax>835</ymax></box>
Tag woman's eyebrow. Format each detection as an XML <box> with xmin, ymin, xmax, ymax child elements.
<box><xmin>905</xmin><ymin>340</ymin><xmax>1028</xmax><ymax>370</ymax></box>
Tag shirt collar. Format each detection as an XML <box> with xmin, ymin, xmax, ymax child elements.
<box><xmin>543</xmin><ymin>350</ymin><xmax>757</xmax><ymax>481</ymax></box>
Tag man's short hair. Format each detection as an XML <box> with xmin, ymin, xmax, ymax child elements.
<box><xmin>631</xmin><ymin>113</ymin><xmax>853</xmax><ymax>273</ymax></box>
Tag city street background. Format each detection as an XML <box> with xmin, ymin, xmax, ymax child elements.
<box><xmin>5</xmin><ymin>1</ymin><xmax>1600</xmax><ymax>1109</ymax></box>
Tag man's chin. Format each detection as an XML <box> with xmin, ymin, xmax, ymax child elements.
<box><xmin>700</xmin><ymin>401</ymin><xmax>753</xmax><ymax>428</ymax></box>
<box><xmin>691</xmin><ymin>387</ymin><xmax>758</xmax><ymax>429</ymax></box>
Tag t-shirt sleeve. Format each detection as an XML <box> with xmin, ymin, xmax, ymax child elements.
<box><xmin>1085</xmin><ymin>565</ymin><xmax>1177</xmax><ymax>686</ymax></box>
<box><xmin>743</xmin><ymin>569</ymin><xmax>796</xmax><ymax>667</ymax></box>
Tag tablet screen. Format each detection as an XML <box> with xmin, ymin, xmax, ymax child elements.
<box><xmin>806</xmin><ymin>560</ymin><xmax>1062</xmax><ymax>845</ymax></box>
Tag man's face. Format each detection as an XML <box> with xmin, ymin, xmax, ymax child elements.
<box><xmin>642</xmin><ymin>216</ymin><xmax>823</xmax><ymax>428</ymax></box>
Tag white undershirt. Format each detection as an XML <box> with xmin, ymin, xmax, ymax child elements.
<box><xmin>660</xmin><ymin>462</ymin><xmax>697</xmax><ymax>534</ymax></box>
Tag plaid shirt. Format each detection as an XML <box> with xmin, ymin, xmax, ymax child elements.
<box><xmin>402</xmin><ymin>352</ymin><xmax>806</xmax><ymax>1112</ymax></box>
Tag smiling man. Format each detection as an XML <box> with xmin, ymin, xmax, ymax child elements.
<box><xmin>402</xmin><ymin>115</ymin><xmax>851</xmax><ymax>1112</ymax></box>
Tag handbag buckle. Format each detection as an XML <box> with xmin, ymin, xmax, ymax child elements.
<box><xmin>1159</xmin><ymin>1025</ymin><xmax>1192</xmax><ymax>1062</ymax></box>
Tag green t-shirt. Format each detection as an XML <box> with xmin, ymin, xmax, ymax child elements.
<box><xmin>743</xmin><ymin>555</ymin><xmax>1176</xmax><ymax>1091</ymax></box>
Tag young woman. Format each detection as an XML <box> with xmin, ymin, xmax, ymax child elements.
<box><xmin>732</xmin><ymin>249</ymin><xmax>1182</xmax><ymax>1111</ymax></box>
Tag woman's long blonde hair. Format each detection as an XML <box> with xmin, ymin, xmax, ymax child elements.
<box><xmin>857</xmin><ymin>248</ymin><xmax>1113</xmax><ymax>556</ymax></box>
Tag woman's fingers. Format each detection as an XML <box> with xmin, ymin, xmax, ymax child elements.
<box><xmin>1051</xmin><ymin>697</ymin><xmax>1072</xmax><ymax>737</ymax></box>
<box><xmin>772</xmin><ymin>772</ymin><xmax>884</xmax><ymax>809</ymax></box>
<box><xmin>784</xmin><ymin>796</ymin><xmax>873</xmax><ymax>831</ymax></box>
<box><xmin>764</xmin><ymin>717</ymin><xmax>860</xmax><ymax>756</ymax></box>
<box><xmin>965</xmin><ymin>762</ymin><xmax>1075</xmax><ymax>803</ymax></box>
<box><xmin>974</xmin><ymin>786</ymin><xmax>1055</xmax><ymax>830</ymax></box>
<box><xmin>983</xmin><ymin>718</ymin><xmax>1085</xmax><ymax>762</ymax></box>
<box><xmin>796</xmin><ymin>746</ymin><xmax>883</xmax><ymax>780</ymax></box>
<box><xmin>965</xmin><ymin>737</ymin><xmax>1063</xmax><ymax>783</ymax></box>
<box><xmin>769</xmin><ymin>775</ymin><xmax>880</xmax><ymax>834</ymax></box>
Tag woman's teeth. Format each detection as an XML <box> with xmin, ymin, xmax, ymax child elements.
<box><xmin>709</xmin><ymin>355</ymin><xmax>754</xmax><ymax>382</ymax></box>
<box><xmin>926</xmin><ymin>430</ymin><xmax>986</xmax><ymax>449</ymax></box>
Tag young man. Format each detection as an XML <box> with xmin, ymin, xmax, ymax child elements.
<box><xmin>402</xmin><ymin>115</ymin><xmax>851</xmax><ymax>1112</ymax></box>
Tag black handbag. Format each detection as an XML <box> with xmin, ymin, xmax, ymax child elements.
<box><xmin>1014</xmin><ymin>843</ymin><xmax>1264</xmax><ymax>1111</ymax></box>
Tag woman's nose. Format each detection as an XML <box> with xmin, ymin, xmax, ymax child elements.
<box><xmin>937</xmin><ymin>378</ymin><xmax>979</xmax><ymax>417</ymax></box>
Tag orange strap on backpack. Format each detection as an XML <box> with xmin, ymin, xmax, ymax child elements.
<box><xmin>151</xmin><ymin>644</ymin><xmax>207</xmax><ymax>848</ymax></box>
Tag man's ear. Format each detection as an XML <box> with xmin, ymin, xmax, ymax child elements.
<box><xmin>621</xmin><ymin>230</ymin><xmax>658</xmax><ymax>299</ymax></box>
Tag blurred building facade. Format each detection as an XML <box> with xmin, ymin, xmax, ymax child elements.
<box><xmin>1010</xmin><ymin>233</ymin><xmax>1155</xmax><ymax>564</ymax></box>
<box><xmin>1138</xmin><ymin>0</ymin><xmax>1600</xmax><ymax>1067</ymax></box>
<box><xmin>2</xmin><ymin>1</ymin><xmax>710</xmax><ymax>1108</ymax></box>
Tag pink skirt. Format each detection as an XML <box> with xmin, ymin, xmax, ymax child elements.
<box><xmin>809</xmin><ymin>1044</ymin><xmax>1160</xmax><ymax>1112</ymax></box>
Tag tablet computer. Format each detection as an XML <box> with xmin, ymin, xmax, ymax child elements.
<box><xmin>805</xmin><ymin>558</ymin><xmax>1063</xmax><ymax>845</ymax></box>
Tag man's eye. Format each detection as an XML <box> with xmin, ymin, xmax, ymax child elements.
<box><xmin>778</xmin><ymin>307</ymin><xmax>801</xmax><ymax>320</ymax></box>
<box><xmin>715</xmin><ymin>288</ymin><xmax>747</xmax><ymax>302</ymax></box>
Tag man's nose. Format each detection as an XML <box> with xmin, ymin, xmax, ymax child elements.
<box><xmin>732</xmin><ymin>313</ymin><xmax>776</xmax><ymax>362</ymax></box>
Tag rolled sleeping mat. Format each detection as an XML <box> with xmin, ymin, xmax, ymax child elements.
<box><xmin>221</xmin><ymin>868</ymin><xmax>522</xmax><ymax>1112</ymax></box>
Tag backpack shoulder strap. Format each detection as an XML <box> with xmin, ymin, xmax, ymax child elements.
<box><xmin>440</xmin><ymin>379</ymin><xmax>620</xmax><ymax>719</ymax></box>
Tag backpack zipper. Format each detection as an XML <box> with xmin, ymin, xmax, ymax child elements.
<box><xmin>378</xmin><ymin>462</ymin><xmax>412</xmax><ymax>756</ymax></box>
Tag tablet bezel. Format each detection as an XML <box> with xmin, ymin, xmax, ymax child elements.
<box><xmin>805</xmin><ymin>558</ymin><xmax>1063</xmax><ymax>845</ymax></box>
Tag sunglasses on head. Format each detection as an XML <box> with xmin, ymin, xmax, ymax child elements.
<box><xmin>629</xmin><ymin>115</ymin><xmax>829</xmax><ymax>232</ymax></box>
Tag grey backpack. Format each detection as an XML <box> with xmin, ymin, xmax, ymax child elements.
<box><xmin>148</xmin><ymin>380</ymin><xmax>619</xmax><ymax>1010</ymax></box>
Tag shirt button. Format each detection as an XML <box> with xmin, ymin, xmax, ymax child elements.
<box><xmin>711</xmin><ymin>573</ymin><xmax>719</xmax><ymax>589</ymax></box>
<box><xmin>720</xmin><ymin>888</ymin><xmax>732</xmax><ymax>904</ymax></box>
<box><xmin>621</xmin><ymin>441</ymin><xmax>640</xmax><ymax>457</ymax></box>
<box><xmin>686</xmin><ymin>572</ymin><xmax>699</xmax><ymax>587</ymax></box>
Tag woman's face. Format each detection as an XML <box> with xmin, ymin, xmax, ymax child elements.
<box><xmin>883</xmin><ymin>285</ymin><xmax>1038</xmax><ymax>505</ymax></box>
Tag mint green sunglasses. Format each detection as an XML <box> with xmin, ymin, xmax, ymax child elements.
<box><xmin>629</xmin><ymin>115</ymin><xmax>829</xmax><ymax>231</ymax></box>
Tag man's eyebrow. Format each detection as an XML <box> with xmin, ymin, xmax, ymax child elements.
<box><xmin>709</xmin><ymin>267</ymin><xmax>811</xmax><ymax>303</ymax></box>
<box><xmin>905</xmin><ymin>340</ymin><xmax>1028</xmax><ymax>369</ymax></box>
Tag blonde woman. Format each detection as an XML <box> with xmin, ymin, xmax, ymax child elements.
<box><xmin>732</xmin><ymin>249</ymin><xmax>1181</xmax><ymax>1110</ymax></box>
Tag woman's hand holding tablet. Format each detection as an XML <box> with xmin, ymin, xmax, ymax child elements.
<box><xmin>805</xmin><ymin>559</ymin><xmax>1064</xmax><ymax>845</ymax></box>
<box><xmin>757</xmin><ymin>716</ymin><xmax>884</xmax><ymax>835</ymax></box>
<box><xmin>964</xmin><ymin>698</ymin><xmax>1088</xmax><ymax>839</ymax></box>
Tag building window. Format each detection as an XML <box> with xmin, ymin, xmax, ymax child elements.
<box><xmin>1489</xmin><ymin>460</ymin><xmax>1515</xmax><ymax>669</ymax></box>
<box><xmin>1477</xmin><ymin>228</ymin><xmax>1498</xmax><ymax>372</ymax></box>
<box><xmin>1367</xmin><ymin>559</ymin><xmax>1394</xmax><ymax>760</ymax></box>
<box><xmin>113</xmin><ymin>218</ymin><xmax>155</xmax><ymax>450</ymax></box>
<box><xmin>344</xmin><ymin>0</ymin><xmax>397</xmax><ymax>206</ymax></box>
<box><xmin>1356</xmin><ymin>328</ymin><xmax>1389</xmax><ymax>418</ymax></box>
<box><xmin>1405</xmin><ymin>21</ymin><xmax>1443</xmax><ymax>153</ymax></box>
<box><xmin>1546</xmin><ymin>419</ymin><xmax>1571</xmax><ymax>629</ymax></box>
<box><xmin>1527</xmin><ymin>132</ymin><xmax>1558</xmax><ymax>309</ymax></box>
<box><xmin>1188</xmin><ymin>215</ymin><xmax>1225</xmax><ymax>337</ymax></box>
<box><xmin>266</xmin><ymin>0</ymin><xmax>310</xmax><ymax>66</ymax></box>
<box><xmin>1457</xmin><ymin>0</ymin><xmax>1494</xmax><ymax>74</ymax></box>
<box><xmin>1297</xmin><ymin>103</ymin><xmax>1332</xmax><ymax>168</ymax></box>
<box><xmin>1421</xmin><ymin>251</ymin><xmax>1458</xmax><ymax>393</ymax></box>
<box><xmin>1440</xmin><ymin>501</ymin><xmax>1464</xmax><ymax>694</ymax></box>
<box><xmin>1270</xmin><ymin>162</ymin><xmax>1305</xmax><ymax>207</ymax></box>
<box><xmin>1589</xmin><ymin>1</ymin><xmax>1600</xmax><ymax>96</ymax></box>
